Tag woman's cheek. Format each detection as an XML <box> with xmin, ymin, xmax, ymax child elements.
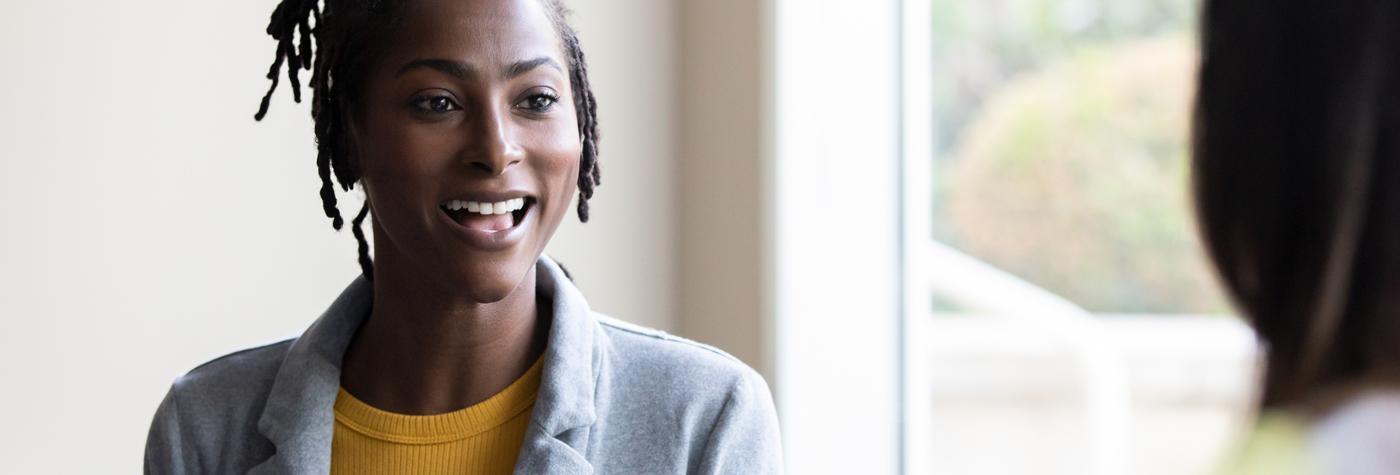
<box><xmin>543</xmin><ymin>144</ymin><xmax>581</xmax><ymax>205</ymax></box>
<box><xmin>361</xmin><ymin>102</ymin><xmax>459</xmax><ymax>178</ymax></box>
<box><xmin>381</xmin><ymin>126</ymin><xmax>458</xmax><ymax>176</ymax></box>
<box><xmin>519</xmin><ymin>120</ymin><xmax>579</xmax><ymax>183</ymax></box>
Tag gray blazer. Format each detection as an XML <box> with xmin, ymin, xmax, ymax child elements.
<box><xmin>144</xmin><ymin>256</ymin><xmax>782</xmax><ymax>474</ymax></box>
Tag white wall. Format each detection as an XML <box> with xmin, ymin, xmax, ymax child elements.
<box><xmin>0</xmin><ymin>1</ymin><xmax>677</xmax><ymax>472</ymax></box>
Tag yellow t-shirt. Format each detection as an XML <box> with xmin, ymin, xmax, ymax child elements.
<box><xmin>330</xmin><ymin>357</ymin><xmax>544</xmax><ymax>474</ymax></box>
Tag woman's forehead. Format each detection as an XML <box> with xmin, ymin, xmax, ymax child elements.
<box><xmin>387</xmin><ymin>0</ymin><xmax>564</xmax><ymax>67</ymax></box>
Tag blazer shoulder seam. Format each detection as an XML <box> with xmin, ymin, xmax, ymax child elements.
<box><xmin>185</xmin><ymin>338</ymin><xmax>295</xmax><ymax>375</ymax></box>
<box><xmin>594</xmin><ymin>315</ymin><xmax>748</xmax><ymax>367</ymax></box>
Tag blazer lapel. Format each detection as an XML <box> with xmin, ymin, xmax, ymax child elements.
<box><xmin>513</xmin><ymin>256</ymin><xmax>604</xmax><ymax>474</ymax></box>
<box><xmin>512</xmin><ymin>426</ymin><xmax>594</xmax><ymax>474</ymax></box>
<box><xmin>249</xmin><ymin>276</ymin><xmax>373</xmax><ymax>475</ymax></box>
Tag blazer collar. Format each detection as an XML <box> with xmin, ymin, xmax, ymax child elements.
<box><xmin>249</xmin><ymin>255</ymin><xmax>600</xmax><ymax>475</ymax></box>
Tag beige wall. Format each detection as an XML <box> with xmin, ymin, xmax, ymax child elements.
<box><xmin>676</xmin><ymin>0</ymin><xmax>775</xmax><ymax>378</ymax></box>
<box><xmin>571</xmin><ymin>0</ymin><xmax>779</xmax><ymax>381</ymax></box>
<box><xmin>546</xmin><ymin>0</ymin><xmax>679</xmax><ymax>332</ymax></box>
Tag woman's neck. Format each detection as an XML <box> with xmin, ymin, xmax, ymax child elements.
<box><xmin>339</xmin><ymin>258</ymin><xmax>549</xmax><ymax>415</ymax></box>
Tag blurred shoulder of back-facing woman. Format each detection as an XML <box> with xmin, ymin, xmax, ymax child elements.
<box><xmin>1193</xmin><ymin>1</ymin><xmax>1400</xmax><ymax>474</ymax></box>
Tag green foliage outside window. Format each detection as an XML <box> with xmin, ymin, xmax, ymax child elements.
<box><xmin>931</xmin><ymin>0</ymin><xmax>1227</xmax><ymax>313</ymax></box>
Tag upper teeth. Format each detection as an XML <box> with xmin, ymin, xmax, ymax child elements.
<box><xmin>442</xmin><ymin>198</ymin><xmax>527</xmax><ymax>215</ymax></box>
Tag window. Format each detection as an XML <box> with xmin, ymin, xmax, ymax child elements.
<box><xmin>907</xmin><ymin>0</ymin><xmax>1260</xmax><ymax>474</ymax></box>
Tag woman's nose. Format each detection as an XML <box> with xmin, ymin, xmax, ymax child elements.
<box><xmin>462</xmin><ymin>108</ymin><xmax>525</xmax><ymax>176</ymax></box>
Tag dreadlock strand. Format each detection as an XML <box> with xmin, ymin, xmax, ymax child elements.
<box><xmin>309</xmin><ymin>42</ymin><xmax>331</xmax><ymax>106</ymax></box>
<box><xmin>312</xmin><ymin>82</ymin><xmax>347</xmax><ymax>230</ymax></box>
<box><xmin>576</xmin><ymin>195</ymin><xmax>592</xmax><ymax>222</ymax></box>
<box><xmin>265</xmin><ymin>0</ymin><xmax>291</xmax><ymax>36</ymax></box>
<box><xmin>317</xmin><ymin>144</ymin><xmax>345</xmax><ymax>230</ymax></box>
<box><xmin>576</xmin><ymin>39</ymin><xmax>604</xmax><ymax>221</ymax></box>
<box><xmin>254</xmin><ymin>52</ymin><xmax>285</xmax><ymax>121</ymax></box>
<box><xmin>587</xmin><ymin>138</ymin><xmax>601</xmax><ymax>188</ymax></box>
<box><xmin>307</xmin><ymin>38</ymin><xmax>356</xmax><ymax>192</ymax></box>
<box><xmin>284</xmin><ymin>38</ymin><xmax>304</xmax><ymax>103</ymax></box>
<box><xmin>352</xmin><ymin>201</ymin><xmax>374</xmax><ymax>279</ymax></box>
<box><xmin>561</xmin><ymin>31</ymin><xmax>601</xmax><ymax>221</ymax></box>
<box><xmin>297</xmin><ymin>4</ymin><xmax>315</xmax><ymax>70</ymax></box>
<box><xmin>255</xmin><ymin>0</ymin><xmax>320</xmax><ymax>119</ymax></box>
<box><xmin>324</xmin><ymin>107</ymin><xmax>357</xmax><ymax>190</ymax></box>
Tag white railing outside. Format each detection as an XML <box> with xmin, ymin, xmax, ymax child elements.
<box><xmin>921</xmin><ymin>242</ymin><xmax>1259</xmax><ymax>474</ymax></box>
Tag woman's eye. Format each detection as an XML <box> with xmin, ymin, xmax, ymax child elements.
<box><xmin>412</xmin><ymin>95</ymin><xmax>460</xmax><ymax>114</ymax></box>
<box><xmin>519</xmin><ymin>93</ymin><xmax>559</xmax><ymax>112</ymax></box>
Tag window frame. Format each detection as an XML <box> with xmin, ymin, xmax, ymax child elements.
<box><xmin>771</xmin><ymin>0</ymin><xmax>904</xmax><ymax>473</ymax></box>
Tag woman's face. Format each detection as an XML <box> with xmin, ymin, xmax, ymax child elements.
<box><xmin>354</xmin><ymin>0</ymin><xmax>580</xmax><ymax>302</ymax></box>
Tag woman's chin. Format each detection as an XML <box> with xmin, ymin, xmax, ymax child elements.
<box><xmin>443</xmin><ymin>264</ymin><xmax>533</xmax><ymax>304</ymax></box>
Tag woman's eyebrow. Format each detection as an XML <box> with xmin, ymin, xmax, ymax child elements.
<box><xmin>397</xmin><ymin>58</ymin><xmax>474</xmax><ymax>78</ymax></box>
<box><xmin>396</xmin><ymin>57</ymin><xmax>562</xmax><ymax>80</ymax></box>
<box><xmin>504</xmin><ymin>57</ymin><xmax>563</xmax><ymax>79</ymax></box>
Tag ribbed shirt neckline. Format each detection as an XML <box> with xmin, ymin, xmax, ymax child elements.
<box><xmin>333</xmin><ymin>357</ymin><xmax>544</xmax><ymax>445</ymax></box>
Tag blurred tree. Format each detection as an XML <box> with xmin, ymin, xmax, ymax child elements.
<box><xmin>930</xmin><ymin>0</ymin><xmax>1195</xmax><ymax>154</ymax></box>
<box><xmin>937</xmin><ymin>34</ymin><xmax>1227</xmax><ymax>313</ymax></box>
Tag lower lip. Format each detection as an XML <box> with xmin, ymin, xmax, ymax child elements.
<box><xmin>437</xmin><ymin>204</ymin><xmax>534</xmax><ymax>252</ymax></box>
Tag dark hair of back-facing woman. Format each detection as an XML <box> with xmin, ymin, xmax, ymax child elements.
<box><xmin>1193</xmin><ymin>0</ymin><xmax>1400</xmax><ymax>411</ymax></box>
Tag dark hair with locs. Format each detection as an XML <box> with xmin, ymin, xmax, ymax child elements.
<box><xmin>252</xmin><ymin>0</ymin><xmax>601</xmax><ymax>280</ymax></box>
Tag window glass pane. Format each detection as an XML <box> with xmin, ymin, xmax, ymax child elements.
<box><xmin>929</xmin><ymin>0</ymin><xmax>1225</xmax><ymax>314</ymax></box>
<box><xmin>921</xmin><ymin>2</ymin><xmax>1258</xmax><ymax>474</ymax></box>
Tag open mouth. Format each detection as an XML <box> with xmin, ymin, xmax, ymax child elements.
<box><xmin>439</xmin><ymin>197</ymin><xmax>536</xmax><ymax>232</ymax></box>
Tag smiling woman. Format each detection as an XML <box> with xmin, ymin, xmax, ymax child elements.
<box><xmin>142</xmin><ymin>0</ymin><xmax>781</xmax><ymax>473</ymax></box>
